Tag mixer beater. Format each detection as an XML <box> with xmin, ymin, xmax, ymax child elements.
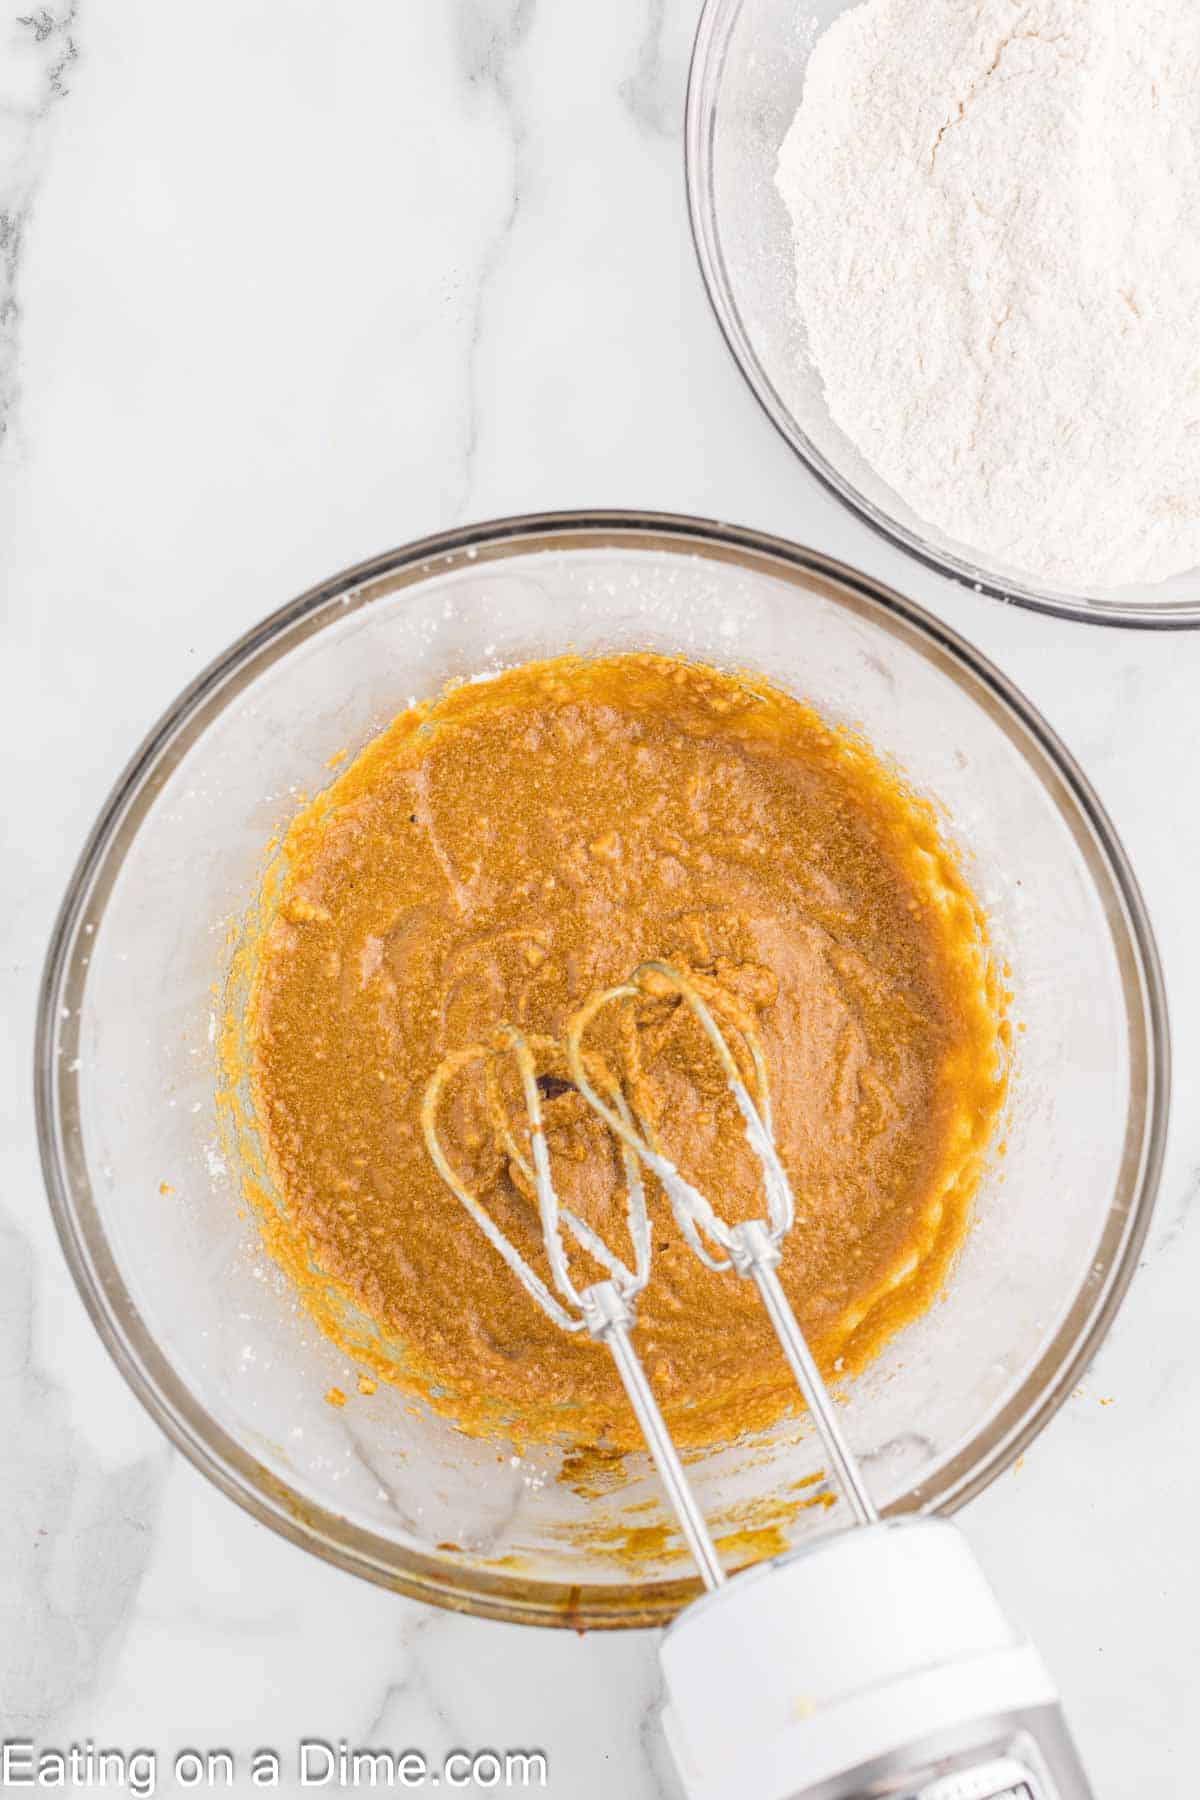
<box><xmin>423</xmin><ymin>964</ymin><xmax>1094</xmax><ymax>1800</ymax></box>
<box><xmin>422</xmin><ymin>1020</ymin><xmax>725</xmax><ymax>1588</ymax></box>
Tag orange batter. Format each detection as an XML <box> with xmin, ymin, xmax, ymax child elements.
<box><xmin>236</xmin><ymin>653</ymin><xmax>1005</xmax><ymax>1451</ymax></box>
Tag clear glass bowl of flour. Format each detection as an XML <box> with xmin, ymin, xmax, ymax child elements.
<box><xmin>686</xmin><ymin>0</ymin><xmax>1200</xmax><ymax>628</ymax></box>
<box><xmin>36</xmin><ymin>513</ymin><xmax>1166</xmax><ymax>1626</ymax></box>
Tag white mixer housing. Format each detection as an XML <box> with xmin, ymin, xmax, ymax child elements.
<box><xmin>659</xmin><ymin>1519</ymin><xmax>1093</xmax><ymax>1800</ymax></box>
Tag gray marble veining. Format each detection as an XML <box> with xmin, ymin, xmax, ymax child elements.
<box><xmin>0</xmin><ymin>3</ymin><xmax>78</xmax><ymax>445</ymax></box>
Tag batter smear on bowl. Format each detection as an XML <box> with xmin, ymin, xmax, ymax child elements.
<box><xmin>238</xmin><ymin>654</ymin><xmax>1006</xmax><ymax>1451</ymax></box>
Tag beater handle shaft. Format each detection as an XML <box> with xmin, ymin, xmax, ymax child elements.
<box><xmin>733</xmin><ymin>1222</ymin><xmax>878</xmax><ymax>1527</ymax></box>
<box><xmin>584</xmin><ymin>1281</ymin><xmax>726</xmax><ymax>1592</ymax></box>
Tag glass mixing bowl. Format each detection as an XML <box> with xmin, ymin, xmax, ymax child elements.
<box><xmin>36</xmin><ymin>513</ymin><xmax>1167</xmax><ymax>1627</ymax></box>
<box><xmin>685</xmin><ymin>0</ymin><xmax>1200</xmax><ymax>629</ymax></box>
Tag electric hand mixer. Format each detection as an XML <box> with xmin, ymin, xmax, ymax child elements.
<box><xmin>423</xmin><ymin>963</ymin><xmax>1094</xmax><ymax>1800</ymax></box>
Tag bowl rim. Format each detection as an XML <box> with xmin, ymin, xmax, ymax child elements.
<box><xmin>683</xmin><ymin>0</ymin><xmax>1200</xmax><ymax>632</ymax></box>
<box><xmin>34</xmin><ymin>509</ymin><xmax>1170</xmax><ymax>1629</ymax></box>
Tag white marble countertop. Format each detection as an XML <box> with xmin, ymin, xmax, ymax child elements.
<box><xmin>2</xmin><ymin>3</ymin><xmax>1197</xmax><ymax>1795</ymax></box>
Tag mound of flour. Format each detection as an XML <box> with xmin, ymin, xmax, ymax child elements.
<box><xmin>776</xmin><ymin>0</ymin><xmax>1200</xmax><ymax>590</ymax></box>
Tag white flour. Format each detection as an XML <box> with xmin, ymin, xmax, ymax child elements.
<box><xmin>775</xmin><ymin>0</ymin><xmax>1200</xmax><ymax>590</ymax></box>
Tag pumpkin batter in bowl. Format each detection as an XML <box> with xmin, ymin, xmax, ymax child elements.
<box><xmin>240</xmin><ymin>652</ymin><xmax>1005</xmax><ymax>1453</ymax></box>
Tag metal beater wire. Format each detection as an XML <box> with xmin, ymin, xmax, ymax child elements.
<box><xmin>420</xmin><ymin>1022</ymin><xmax>727</xmax><ymax>1590</ymax></box>
<box><xmin>421</xmin><ymin>1030</ymin><xmax>650</xmax><ymax>1328</ymax></box>
<box><xmin>421</xmin><ymin>959</ymin><xmax>878</xmax><ymax>1583</ymax></box>
<box><xmin>564</xmin><ymin>962</ymin><xmax>878</xmax><ymax>1528</ymax></box>
<box><xmin>564</xmin><ymin>961</ymin><xmax>795</xmax><ymax>1258</ymax></box>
